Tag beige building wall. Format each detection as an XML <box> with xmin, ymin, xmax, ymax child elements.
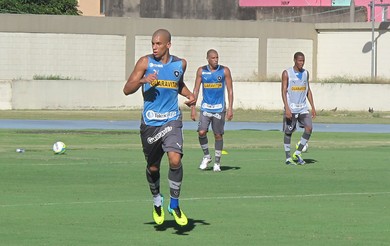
<box><xmin>0</xmin><ymin>32</ymin><xmax>125</xmax><ymax>80</ymax></box>
<box><xmin>0</xmin><ymin>14</ymin><xmax>389</xmax><ymax>111</ymax></box>
<box><xmin>267</xmin><ymin>39</ymin><xmax>313</xmax><ymax>79</ymax></box>
<box><xmin>316</xmin><ymin>23</ymin><xmax>390</xmax><ymax>79</ymax></box>
<box><xmin>2</xmin><ymin>80</ymin><xmax>389</xmax><ymax>111</ymax></box>
<box><xmin>135</xmin><ymin>36</ymin><xmax>259</xmax><ymax>84</ymax></box>
<box><xmin>78</xmin><ymin>0</ymin><xmax>103</xmax><ymax>16</ymax></box>
<box><xmin>0</xmin><ymin>14</ymin><xmax>317</xmax><ymax>82</ymax></box>
<box><xmin>317</xmin><ymin>31</ymin><xmax>372</xmax><ymax>79</ymax></box>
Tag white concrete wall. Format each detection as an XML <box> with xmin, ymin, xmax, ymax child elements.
<box><xmin>2</xmin><ymin>80</ymin><xmax>389</xmax><ymax>111</ymax></box>
<box><xmin>9</xmin><ymin>80</ymin><xmax>142</xmax><ymax>110</ymax></box>
<box><xmin>135</xmin><ymin>36</ymin><xmax>259</xmax><ymax>83</ymax></box>
<box><xmin>317</xmin><ymin>30</ymin><xmax>390</xmax><ymax>79</ymax></box>
<box><xmin>0</xmin><ymin>33</ymin><xmax>126</xmax><ymax>80</ymax></box>
<box><xmin>267</xmin><ymin>39</ymin><xmax>313</xmax><ymax>79</ymax></box>
<box><xmin>0</xmin><ymin>80</ymin><xmax>12</xmax><ymax>110</ymax></box>
<box><xmin>311</xmin><ymin>83</ymin><xmax>390</xmax><ymax>111</ymax></box>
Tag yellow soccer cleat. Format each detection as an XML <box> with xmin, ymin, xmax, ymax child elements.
<box><xmin>292</xmin><ymin>152</ymin><xmax>306</xmax><ymax>165</ymax></box>
<box><xmin>168</xmin><ymin>206</ymin><xmax>188</xmax><ymax>226</ymax></box>
<box><xmin>152</xmin><ymin>196</ymin><xmax>164</xmax><ymax>225</ymax></box>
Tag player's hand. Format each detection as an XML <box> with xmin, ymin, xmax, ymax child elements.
<box><xmin>285</xmin><ymin>108</ymin><xmax>292</xmax><ymax>120</ymax></box>
<box><xmin>227</xmin><ymin>108</ymin><xmax>233</xmax><ymax>121</ymax></box>
<box><xmin>190</xmin><ymin>106</ymin><xmax>197</xmax><ymax>121</ymax></box>
<box><xmin>311</xmin><ymin>109</ymin><xmax>316</xmax><ymax>119</ymax></box>
<box><xmin>141</xmin><ymin>71</ymin><xmax>158</xmax><ymax>84</ymax></box>
<box><xmin>184</xmin><ymin>94</ymin><xmax>196</xmax><ymax>108</ymax></box>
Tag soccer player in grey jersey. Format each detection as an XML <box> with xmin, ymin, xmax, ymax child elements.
<box><xmin>281</xmin><ymin>52</ymin><xmax>316</xmax><ymax>165</ymax></box>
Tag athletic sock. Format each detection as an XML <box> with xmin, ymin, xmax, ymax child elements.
<box><xmin>215</xmin><ymin>139</ymin><xmax>223</xmax><ymax>164</ymax></box>
<box><xmin>170</xmin><ymin>197</ymin><xmax>179</xmax><ymax>209</ymax></box>
<box><xmin>297</xmin><ymin>131</ymin><xmax>311</xmax><ymax>151</ymax></box>
<box><xmin>146</xmin><ymin>168</ymin><xmax>160</xmax><ymax>196</ymax></box>
<box><xmin>168</xmin><ymin>164</ymin><xmax>183</xmax><ymax>206</ymax></box>
<box><xmin>284</xmin><ymin>133</ymin><xmax>292</xmax><ymax>159</ymax></box>
<box><xmin>199</xmin><ymin>135</ymin><xmax>209</xmax><ymax>156</ymax></box>
<box><xmin>153</xmin><ymin>194</ymin><xmax>162</xmax><ymax>207</ymax></box>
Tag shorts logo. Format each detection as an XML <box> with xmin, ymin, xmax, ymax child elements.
<box><xmin>147</xmin><ymin>126</ymin><xmax>173</xmax><ymax>144</ymax></box>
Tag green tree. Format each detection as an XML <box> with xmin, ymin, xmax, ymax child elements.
<box><xmin>0</xmin><ymin>0</ymin><xmax>81</xmax><ymax>15</ymax></box>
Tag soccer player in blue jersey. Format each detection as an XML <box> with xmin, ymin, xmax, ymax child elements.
<box><xmin>191</xmin><ymin>49</ymin><xmax>234</xmax><ymax>172</ymax></box>
<box><xmin>123</xmin><ymin>29</ymin><xmax>195</xmax><ymax>226</ymax></box>
<box><xmin>281</xmin><ymin>52</ymin><xmax>316</xmax><ymax>165</ymax></box>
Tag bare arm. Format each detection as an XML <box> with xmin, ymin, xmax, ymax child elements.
<box><xmin>224</xmin><ymin>67</ymin><xmax>234</xmax><ymax>121</ymax></box>
<box><xmin>123</xmin><ymin>56</ymin><xmax>157</xmax><ymax>95</ymax></box>
<box><xmin>178</xmin><ymin>59</ymin><xmax>196</xmax><ymax>108</ymax></box>
<box><xmin>306</xmin><ymin>72</ymin><xmax>316</xmax><ymax>119</ymax></box>
<box><xmin>281</xmin><ymin>70</ymin><xmax>292</xmax><ymax>119</ymax></box>
<box><xmin>190</xmin><ymin>67</ymin><xmax>203</xmax><ymax>121</ymax></box>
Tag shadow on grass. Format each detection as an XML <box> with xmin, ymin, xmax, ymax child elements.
<box><xmin>145</xmin><ymin>218</ymin><xmax>210</xmax><ymax>235</ymax></box>
<box><xmin>201</xmin><ymin>166</ymin><xmax>241</xmax><ymax>171</ymax></box>
<box><xmin>303</xmin><ymin>158</ymin><xmax>318</xmax><ymax>164</ymax></box>
<box><xmin>221</xmin><ymin>166</ymin><xmax>241</xmax><ymax>171</ymax></box>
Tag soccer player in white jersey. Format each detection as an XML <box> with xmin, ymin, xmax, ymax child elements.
<box><xmin>281</xmin><ymin>52</ymin><xmax>316</xmax><ymax>165</ymax></box>
<box><xmin>191</xmin><ymin>49</ymin><xmax>234</xmax><ymax>172</ymax></box>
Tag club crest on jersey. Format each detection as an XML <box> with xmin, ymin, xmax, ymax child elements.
<box><xmin>174</xmin><ymin>70</ymin><xmax>180</xmax><ymax>77</ymax></box>
<box><xmin>217</xmin><ymin>76</ymin><xmax>222</xmax><ymax>81</ymax></box>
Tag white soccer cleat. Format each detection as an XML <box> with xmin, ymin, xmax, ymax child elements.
<box><xmin>213</xmin><ymin>163</ymin><xmax>221</xmax><ymax>172</ymax></box>
<box><xmin>199</xmin><ymin>156</ymin><xmax>212</xmax><ymax>170</ymax></box>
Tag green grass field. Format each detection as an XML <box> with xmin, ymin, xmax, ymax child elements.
<box><xmin>1</xmin><ymin>109</ymin><xmax>390</xmax><ymax>124</ymax></box>
<box><xmin>1</xmin><ymin>129</ymin><xmax>390</xmax><ymax>245</ymax></box>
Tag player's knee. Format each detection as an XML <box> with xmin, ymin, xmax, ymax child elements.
<box><xmin>305</xmin><ymin>126</ymin><xmax>313</xmax><ymax>133</ymax></box>
<box><xmin>168</xmin><ymin>152</ymin><xmax>182</xmax><ymax>167</ymax></box>
<box><xmin>198</xmin><ymin>130</ymin><xmax>207</xmax><ymax>137</ymax></box>
<box><xmin>284</xmin><ymin>129</ymin><xmax>294</xmax><ymax>135</ymax></box>
<box><xmin>214</xmin><ymin>134</ymin><xmax>223</xmax><ymax>140</ymax></box>
<box><xmin>148</xmin><ymin>165</ymin><xmax>159</xmax><ymax>173</ymax></box>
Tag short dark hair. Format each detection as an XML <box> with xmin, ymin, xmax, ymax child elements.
<box><xmin>294</xmin><ymin>52</ymin><xmax>305</xmax><ymax>60</ymax></box>
<box><xmin>207</xmin><ymin>49</ymin><xmax>218</xmax><ymax>58</ymax></box>
<box><xmin>152</xmin><ymin>29</ymin><xmax>171</xmax><ymax>42</ymax></box>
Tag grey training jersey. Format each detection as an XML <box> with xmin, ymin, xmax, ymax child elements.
<box><xmin>286</xmin><ymin>67</ymin><xmax>309</xmax><ymax>114</ymax></box>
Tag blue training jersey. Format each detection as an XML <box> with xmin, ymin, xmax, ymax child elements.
<box><xmin>142</xmin><ymin>55</ymin><xmax>184</xmax><ymax>126</ymax></box>
<box><xmin>200</xmin><ymin>65</ymin><xmax>226</xmax><ymax>113</ymax></box>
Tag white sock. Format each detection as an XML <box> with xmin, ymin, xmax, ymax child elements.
<box><xmin>153</xmin><ymin>194</ymin><xmax>162</xmax><ymax>207</ymax></box>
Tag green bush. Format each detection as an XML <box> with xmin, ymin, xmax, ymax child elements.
<box><xmin>0</xmin><ymin>0</ymin><xmax>81</xmax><ymax>15</ymax></box>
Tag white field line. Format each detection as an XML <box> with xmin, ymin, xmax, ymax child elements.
<box><xmin>1</xmin><ymin>191</ymin><xmax>390</xmax><ymax>208</ymax></box>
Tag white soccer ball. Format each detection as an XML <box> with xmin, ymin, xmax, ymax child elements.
<box><xmin>296</xmin><ymin>141</ymin><xmax>308</xmax><ymax>153</ymax></box>
<box><xmin>53</xmin><ymin>141</ymin><xmax>67</xmax><ymax>154</ymax></box>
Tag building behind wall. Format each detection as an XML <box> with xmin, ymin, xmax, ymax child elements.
<box><xmin>78</xmin><ymin>0</ymin><xmax>106</xmax><ymax>16</ymax></box>
<box><xmin>103</xmin><ymin>0</ymin><xmax>375</xmax><ymax>22</ymax></box>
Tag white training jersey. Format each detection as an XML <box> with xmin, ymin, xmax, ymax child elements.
<box><xmin>286</xmin><ymin>67</ymin><xmax>309</xmax><ymax>114</ymax></box>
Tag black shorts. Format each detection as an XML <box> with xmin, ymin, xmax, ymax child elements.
<box><xmin>140</xmin><ymin>120</ymin><xmax>183</xmax><ymax>166</ymax></box>
<box><xmin>283</xmin><ymin>112</ymin><xmax>312</xmax><ymax>134</ymax></box>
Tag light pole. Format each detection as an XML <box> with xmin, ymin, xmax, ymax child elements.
<box><xmin>370</xmin><ymin>1</ymin><xmax>375</xmax><ymax>82</ymax></box>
